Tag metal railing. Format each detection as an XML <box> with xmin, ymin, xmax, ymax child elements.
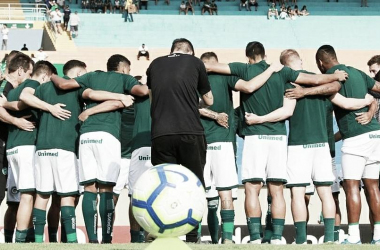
<box><xmin>0</xmin><ymin>3</ymin><xmax>48</xmax><ymax>21</ymax></box>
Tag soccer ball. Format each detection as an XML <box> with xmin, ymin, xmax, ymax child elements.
<box><xmin>132</xmin><ymin>163</ymin><xmax>206</xmax><ymax>238</ymax></box>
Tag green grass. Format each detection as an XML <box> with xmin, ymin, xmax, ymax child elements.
<box><xmin>0</xmin><ymin>244</ymin><xmax>379</xmax><ymax>250</ymax></box>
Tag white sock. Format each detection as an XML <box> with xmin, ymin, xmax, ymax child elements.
<box><xmin>373</xmin><ymin>223</ymin><xmax>380</xmax><ymax>241</ymax></box>
<box><xmin>348</xmin><ymin>223</ymin><xmax>360</xmax><ymax>242</ymax></box>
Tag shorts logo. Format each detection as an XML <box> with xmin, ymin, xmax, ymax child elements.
<box><xmin>258</xmin><ymin>135</ymin><xmax>283</xmax><ymax>141</ymax></box>
<box><xmin>38</xmin><ymin>151</ymin><xmax>59</xmax><ymax>157</ymax></box>
<box><xmin>11</xmin><ymin>186</ymin><xmax>18</xmax><ymax>194</ymax></box>
<box><xmin>207</xmin><ymin>145</ymin><xmax>221</xmax><ymax>150</ymax></box>
<box><xmin>139</xmin><ymin>155</ymin><xmax>151</xmax><ymax>161</ymax></box>
<box><xmin>6</xmin><ymin>149</ymin><xmax>18</xmax><ymax>156</ymax></box>
<box><xmin>303</xmin><ymin>143</ymin><xmax>325</xmax><ymax>149</ymax></box>
<box><xmin>80</xmin><ymin>139</ymin><xmax>103</xmax><ymax>144</ymax></box>
<box><xmin>369</xmin><ymin>134</ymin><xmax>380</xmax><ymax>139</ymax></box>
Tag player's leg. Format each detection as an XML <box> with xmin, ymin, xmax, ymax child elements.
<box><xmin>113</xmin><ymin>157</ymin><xmax>130</xmax><ymax>232</ymax></box>
<box><xmin>290</xmin><ymin>186</ymin><xmax>307</xmax><ymax>244</ymax></box>
<box><xmin>219</xmin><ymin>190</ymin><xmax>234</xmax><ymax>244</ymax></box>
<box><xmin>82</xmin><ymin>183</ymin><xmax>98</xmax><ymax>243</ymax></box>
<box><xmin>60</xmin><ymin>195</ymin><xmax>77</xmax><ymax>243</ymax></box>
<box><xmin>47</xmin><ymin>193</ymin><xmax>60</xmax><ymax>242</ymax></box>
<box><xmin>98</xmin><ymin>184</ymin><xmax>114</xmax><ymax>244</ymax></box>
<box><xmin>331</xmin><ymin>157</ymin><xmax>342</xmax><ymax>243</ymax></box>
<box><xmin>33</xmin><ymin>193</ymin><xmax>50</xmax><ymax>243</ymax></box>
<box><xmin>315</xmin><ymin>185</ymin><xmax>335</xmax><ymax>242</ymax></box>
<box><xmin>267</xmin><ymin>182</ymin><xmax>285</xmax><ymax>244</ymax></box>
<box><xmin>262</xmin><ymin>195</ymin><xmax>273</xmax><ymax>243</ymax></box>
<box><xmin>4</xmin><ymin>162</ymin><xmax>19</xmax><ymax>243</ymax></box>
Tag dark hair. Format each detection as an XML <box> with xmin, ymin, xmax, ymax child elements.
<box><xmin>63</xmin><ymin>60</ymin><xmax>87</xmax><ymax>75</ymax></box>
<box><xmin>200</xmin><ymin>52</ymin><xmax>218</xmax><ymax>62</ymax></box>
<box><xmin>294</xmin><ymin>5</ymin><xmax>298</xmax><ymax>9</ymax></box>
<box><xmin>301</xmin><ymin>5</ymin><xmax>306</xmax><ymax>10</ymax></box>
<box><xmin>33</xmin><ymin>60</ymin><xmax>57</xmax><ymax>76</ymax></box>
<box><xmin>375</xmin><ymin>71</ymin><xmax>380</xmax><ymax>82</ymax></box>
<box><xmin>245</xmin><ymin>41</ymin><xmax>265</xmax><ymax>60</ymax></box>
<box><xmin>316</xmin><ymin>45</ymin><xmax>337</xmax><ymax>63</ymax></box>
<box><xmin>106</xmin><ymin>54</ymin><xmax>131</xmax><ymax>72</ymax></box>
<box><xmin>170</xmin><ymin>38</ymin><xmax>194</xmax><ymax>56</ymax></box>
<box><xmin>368</xmin><ymin>55</ymin><xmax>380</xmax><ymax>67</ymax></box>
<box><xmin>7</xmin><ymin>53</ymin><xmax>33</xmax><ymax>74</ymax></box>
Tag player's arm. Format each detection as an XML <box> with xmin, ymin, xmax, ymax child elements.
<box><xmin>204</xmin><ymin>62</ymin><xmax>231</xmax><ymax>74</ymax></box>
<box><xmin>199</xmin><ymin>108</ymin><xmax>228</xmax><ymax>128</ymax></box>
<box><xmin>199</xmin><ymin>91</ymin><xmax>214</xmax><ymax>108</ymax></box>
<box><xmin>245</xmin><ymin>97</ymin><xmax>296</xmax><ymax>125</ymax></box>
<box><xmin>285</xmin><ymin>82</ymin><xmax>341</xmax><ymax>99</ymax></box>
<box><xmin>19</xmin><ymin>87</ymin><xmax>71</xmax><ymax>120</ymax></box>
<box><xmin>370</xmin><ymin>80</ymin><xmax>380</xmax><ymax>93</ymax></box>
<box><xmin>0</xmin><ymin>97</ymin><xmax>28</xmax><ymax>112</ymax></box>
<box><xmin>354</xmin><ymin>99</ymin><xmax>378</xmax><ymax>125</ymax></box>
<box><xmin>82</xmin><ymin>88</ymin><xmax>134</xmax><ymax>108</ymax></box>
<box><xmin>330</xmin><ymin>93</ymin><xmax>374</xmax><ymax>110</ymax></box>
<box><xmin>79</xmin><ymin>100</ymin><xmax>124</xmax><ymax>122</ymax></box>
<box><xmin>130</xmin><ymin>84</ymin><xmax>149</xmax><ymax>97</ymax></box>
<box><xmin>50</xmin><ymin>74</ymin><xmax>80</xmax><ymax>90</ymax></box>
<box><xmin>234</xmin><ymin>62</ymin><xmax>284</xmax><ymax>93</ymax></box>
<box><xmin>0</xmin><ymin>107</ymin><xmax>35</xmax><ymax>131</ymax></box>
<box><xmin>295</xmin><ymin>70</ymin><xmax>348</xmax><ymax>86</ymax></box>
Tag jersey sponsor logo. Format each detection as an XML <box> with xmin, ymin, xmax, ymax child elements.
<box><xmin>80</xmin><ymin>138</ymin><xmax>103</xmax><ymax>144</ymax></box>
<box><xmin>6</xmin><ymin>149</ymin><xmax>18</xmax><ymax>156</ymax></box>
<box><xmin>303</xmin><ymin>143</ymin><xmax>326</xmax><ymax>149</ymax></box>
<box><xmin>369</xmin><ymin>134</ymin><xmax>380</xmax><ymax>139</ymax></box>
<box><xmin>207</xmin><ymin>145</ymin><xmax>221</xmax><ymax>150</ymax></box>
<box><xmin>258</xmin><ymin>135</ymin><xmax>283</xmax><ymax>141</ymax></box>
<box><xmin>139</xmin><ymin>155</ymin><xmax>151</xmax><ymax>161</ymax></box>
<box><xmin>11</xmin><ymin>186</ymin><xmax>18</xmax><ymax>194</ymax></box>
<box><xmin>38</xmin><ymin>151</ymin><xmax>59</xmax><ymax>157</ymax></box>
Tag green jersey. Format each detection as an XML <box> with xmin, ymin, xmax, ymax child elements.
<box><xmin>286</xmin><ymin>70</ymin><xmax>328</xmax><ymax>146</ymax></box>
<box><xmin>34</xmin><ymin>78</ymin><xmax>83</xmax><ymax>154</ymax></box>
<box><xmin>327</xmin><ymin>64</ymin><xmax>380</xmax><ymax>139</ymax></box>
<box><xmin>6</xmin><ymin>79</ymin><xmax>40</xmax><ymax>149</ymax></box>
<box><xmin>229</xmin><ymin>61</ymin><xmax>299</xmax><ymax>136</ymax></box>
<box><xmin>75</xmin><ymin>71</ymin><xmax>139</xmax><ymax>141</ymax></box>
<box><xmin>120</xmin><ymin>106</ymin><xmax>134</xmax><ymax>159</ymax></box>
<box><xmin>200</xmin><ymin>74</ymin><xmax>238</xmax><ymax>144</ymax></box>
<box><xmin>131</xmin><ymin>95</ymin><xmax>151</xmax><ymax>152</ymax></box>
<box><xmin>326</xmin><ymin>101</ymin><xmax>335</xmax><ymax>158</ymax></box>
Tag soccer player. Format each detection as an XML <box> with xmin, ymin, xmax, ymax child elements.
<box><xmin>367</xmin><ymin>55</ymin><xmax>380</xmax><ymax>122</ymax></box>
<box><xmin>50</xmin><ymin>54</ymin><xmax>148</xmax><ymax>243</ymax></box>
<box><xmin>315</xmin><ymin>45</ymin><xmax>380</xmax><ymax>244</ymax></box>
<box><xmin>206</xmin><ymin>41</ymin><xmax>347</xmax><ymax>244</ymax></box>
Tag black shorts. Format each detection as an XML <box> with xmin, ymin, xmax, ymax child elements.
<box><xmin>0</xmin><ymin>140</ymin><xmax>7</xmax><ymax>205</ymax></box>
<box><xmin>55</xmin><ymin>20</ymin><xmax>61</xmax><ymax>23</ymax></box>
<box><xmin>151</xmin><ymin>134</ymin><xmax>207</xmax><ymax>187</ymax></box>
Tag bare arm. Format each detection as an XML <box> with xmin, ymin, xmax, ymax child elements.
<box><xmin>370</xmin><ymin>80</ymin><xmax>380</xmax><ymax>93</ymax></box>
<box><xmin>82</xmin><ymin>89</ymin><xmax>134</xmax><ymax>108</ymax></box>
<box><xmin>330</xmin><ymin>93</ymin><xmax>373</xmax><ymax>110</ymax></box>
<box><xmin>199</xmin><ymin>90</ymin><xmax>213</xmax><ymax>108</ymax></box>
<box><xmin>285</xmin><ymin>82</ymin><xmax>341</xmax><ymax>99</ymax></box>
<box><xmin>0</xmin><ymin>107</ymin><xmax>35</xmax><ymax>131</ymax></box>
<box><xmin>130</xmin><ymin>84</ymin><xmax>149</xmax><ymax>97</ymax></box>
<box><xmin>245</xmin><ymin>97</ymin><xmax>296</xmax><ymax>125</ymax></box>
<box><xmin>354</xmin><ymin>99</ymin><xmax>378</xmax><ymax>125</ymax></box>
<box><xmin>51</xmin><ymin>74</ymin><xmax>80</xmax><ymax>90</ymax></box>
<box><xmin>199</xmin><ymin>108</ymin><xmax>228</xmax><ymax>128</ymax></box>
<box><xmin>204</xmin><ymin>62</ymin><xmax>231</xmax><ymax>74</ymax></box>
<box><xmin>295</xmin><ymin>70</ymin><xmax>348</xmax><ymax>86</ymax></box>
<box><xmin>20</xmin><ymin>87</ymin><xmax>71</xmax><ymax>120</ymax></box>
<box><xmin>79</xmin><ymin>100</ymin><xmax>124</xmax><ymax>122</ymax></box>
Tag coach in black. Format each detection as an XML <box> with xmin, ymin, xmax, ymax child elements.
<box><xmin>147</xmin><ymin>38</ymin><xmax>213</xmax><ymax>185</ymax></box>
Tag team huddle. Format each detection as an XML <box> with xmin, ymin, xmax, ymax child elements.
<box><xmin>0</xmin><ymin>39</ymin><xmax>379</xmax><ymax>245</ymax></box>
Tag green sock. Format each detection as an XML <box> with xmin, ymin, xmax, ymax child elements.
<box><xmin>4</xmin><ymin>229</ymin><xmax>14</xmax><ymax>243</ymax></box>
<box><xmin>130</xmin><ymin>230</ymin><xmax>140</xmax><ymax>243</ymax></box>
<box><xmin>263</xmin><ymin>196</ymin><xmax>273</xmax><ymax>243</ymax></box>
<box><xmin>271</xmin><ymin>218</ymin><xmax>285</xmax><ymax>240</ymax></box>
<box><xmin>25</xmin><ymin>227</ymin><xmax>35</xmax><ymax>243</ymax></box>
<box><xmin>61</xmin><ymin>222</ymin><xmax>67</xmax><ymax>243</ymax></box>
<box><xmin>294</xmin><ymin>221</ymin><xmax>307</xmax><ymax>244</ymax></box>
<box><xmin>33</xmin><ymin>208</ymin><xmax>46</xmax><ymax>243</ymax></box>
<box><xmin>334</xmin><ymin>226</ymin><xmax>340</xmax><ymax>242</ymax></box>
<box><xmin>138</xmin><ymin>227</ymin><xmax>145</xmax><ymax>243</ymax></box>
<box><xmin>207</xmin><ymin>201</ymin><xmax>219</xmax><ymax>244</ymax></box>
<box><xmin>82</xmin><ymin>191</ymin><xmax>98</xmax><ymax>242</ymax></box>
<box><xmin>99</xmin><ymin>192</ymin><xmax>114</xmax><ymax>244</ymax></box>
<box><xmin>221</xmin><ymin>210</ymin><xmax>234</xmax><ymax>241</ymax></box>
<box><xmin>197</xmin><ymin>222</ymin><xmax>202</xmax><ymax>239</ymax></box>
<box><xmin>61</xmin><ymin>206</ymin><xmax>77</xmax><ymax>243</ymax></box>
<box><xmin>15</xmin><ymin>229</ymin><xmax>28</xmax><ymax>243</ymax></box>
<box><xmin>247</xmin><ymin>217</ymin><xmax>261</xmax><ymax>241</ymax></box>
<box><xmin>48</xmin><ymin>227</ymin><xmax>58</xmax><ymax>242</ymax></box>
<box><xmin>323</xmin><ymin>218</ymin><xmax>335</xmax><ymax>242</ymax></box>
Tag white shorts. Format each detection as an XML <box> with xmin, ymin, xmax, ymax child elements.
<box><xmin>242</xmin><ymin>135</ymin><xmax>287</xmax><ymax>184</ymax></box>
<box><xmin>35</xmin><ymin>149</ymin><xmax>79</xmax><ymax>195</ymax></box>
<box><xmin>128</xmin><ymin>147</ymin><xmax>152</xmax><ymax>195</ymax></box>
<box><xmin>305</xmin><ymin>182</ymin><xmax>315</xmax><ymax>195</ymax></box>
<box><xmin>204</xmin><ymin>142</ymin><xmax>238</xmax><ymax>190</ymax></box>
<box><xmin>113</xmin><ymin>158</ymin><xmax>130</xmax><ymax>195</ymax></box>
<box><xmin>6</xmin><ymin>162</ymin><xmax>20</xmax><ymax>203</ymax></box>
<box><xmin>206</xmin><ymin>185</ymin><xmax>238</xmax><ymax>200</ymax></box>
<box><xmin>287</xmin><ymin>143</ymin><xmax>334</xmax><ymax>187</ymax></box>
<box><xmin>341</xmin><ymin>131</ymin><xmax>380</xmax><ymax>180</ymax></box>
<box><xmin>331</xmin><ymin>157</ymin><xmax>342</xmax><ymax>193</ymax></box>
<box><xmin>79</xmin><ymin>132</ymin><xmax>121</xmax><ymax>186</ymax></box>
<box><xmin>6</xmin><ymin>145</ymin><xmax>36</xmax><ymax>192</ymax></box>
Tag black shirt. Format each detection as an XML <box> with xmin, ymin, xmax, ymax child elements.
<box><xmin>147</xmin><ymin>53</ymin><xmax>211</xmax><ymax>139</ymax></box>
<box><xmin>0</xmin><ymin>81</ymin><xmax>14</xmax><ymax>142</ymax></box>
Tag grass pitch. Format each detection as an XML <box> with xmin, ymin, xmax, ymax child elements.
<box><xmin>0</xmin><ymin>244</ymin><xmax>379</xmax><ymax>250</ymax></box>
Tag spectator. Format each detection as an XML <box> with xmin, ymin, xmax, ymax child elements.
<box><xmin>279</xmin><ymin>4</ymin><xmax>288</xmax><ymax>19</ymax></box>
<box><xmin>248</xmin><ymin>0</ymin><xmax>258</xmax><ymax>11</ymax></box>
<box><xmin>137</xmin><ymin>44</ymin><xmax>149</xmax><ymax>60</ymax></box>
<box><xmin>1</xmin><ymin>24</ymin><xmax>9</xmax><ymax>50</ymax></box>
<box><xmin>95</xmin><ymin>0</ymin><xmax>104</xmax><ymax>13</ymax></box>
<box><xmin>81</xmin><ymin>0</ymin><xmax>88</xmax><ymax>12</ymax></box>
<box><xmin>361</xmin><ymin>0</ymin><xmax>368</xmax><ymax>7</ymax></box>
<box><xmin>114</xmin><ymin>0</ymin><xmax>123</xmax><ymax>12</ymax></box>
<box><xmin>70</xmin><ymin>11</ymin><xmax>80</xmax><ymax>38</ymax></box>
<box><xmin>210</xmin><ymin>0</ymin><xmax>217</xmax><ymax>15</ymax></box>
<box><xmin>139</xmin><ymin>0</ymin><xmax>148</xmax><ymax>10</ymax></box>
<box><xmin>57</xmin><ymin>0</ymin><xmax>65</xmax><ymax>8</ymax></box>
<box><xmin>124</xmin><ymin>0</ymin><xmax>134</xmax><ymax>22</ymax></box>
<box><xmin>186</xmin><ymin>0</ymin><xmax>194</xmax><ymax>14</ymax></box>
<box><xmin>201</xmin><ymin>0</ymin><xmax>212</xmax><ymax>15</ymax></box>
<box><xmin>300</xmin><ymin>5</ymin><xmax>309</xmax><ymax>15</ymax></box>
<box><xmin>267</xmin><ymin>2</ymin><xmax>278</xmax><ymax>19</ymax></box>
<box><xmin>36</xmin><ymin>47</ymin><xmax>48</xmax><ymax>61</ymax></box>
<box><xmin>286</xmin><ymin>6</ymin><xmax>294</xmax><ymax>19</ymax></box>
<box><xmin>50</xmin><ymin>7</ymin><xmax>63</xmax><ymax>34</ymax></box>
<box><xmin>31</xmin><ymin>53</ymin><xmax>38</xmax><ymax>63</ymax></box>
<box><xmin>179</xmin><ymin>1</ymin><xmax>186</xmax><ymax>14</ymax></box>
<box><xmin>63</xmin><ymin>5</ymin><xmax>71</xmax><ymax>31</ymax></box>
<box><xmin>293</xmin><ymin>4</ymin><xmax>299</xmax><ymax>15</ymax></box>
<box><xmin>89</xmin><ymin>0</ymin><xmax>96</xmax><ymax>12</ymax></box>
<box><xmin>50</xmin><ymin>1</ymin><xmax>59</xmax><ymax>11</ymax></box>
<box><xmin>104</xmin><ymin>0</ymin><xmax>113</xmax><ymax>13</ymax></box>
<box><xmin>21</xmin><ymin>44</ymin><xmax>29</xmax><ymax>51</ymax></box>
<box><xmin>239</xmin><ymin>0</ymin><xmax>248</xmax><ymax>11</ymax></box>
<box><xmin>133</xmin><ymin>0</ymin><xmax>140</xmax><ymax>13</ymax></box>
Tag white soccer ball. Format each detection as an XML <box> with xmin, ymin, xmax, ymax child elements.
<box><xmin>132</xmin><ymin>163</ymin><xmax>206</xmax><ymax>238</ymax></box>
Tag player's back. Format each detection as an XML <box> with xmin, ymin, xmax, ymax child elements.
<box><xmin>131</xmin><ymin>95</ymin><xmax>151</xmax><ymax>151</ymax></box>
